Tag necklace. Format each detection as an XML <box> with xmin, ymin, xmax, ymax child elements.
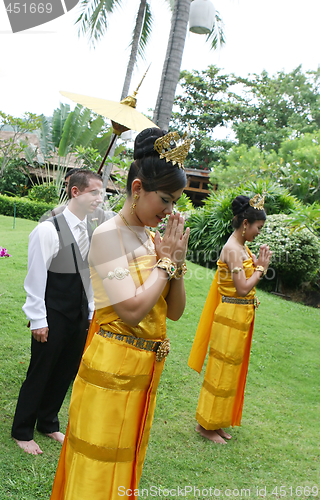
<box><xmin>232</xmin><ymin>233</ymin><xmax>250</xmax><ymax>259</ymax></box>
<box><xmin>119</xmin><ymin>210</ymin><xmax>155</xmax><ymax>255</ymax></box>
<box><xmin>232</xmin><ymin>233</ymin><xmax>245</xmax><ymax>246</ymax></box>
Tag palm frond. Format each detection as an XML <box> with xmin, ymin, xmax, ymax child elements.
<box><xmin>38</xmin><ymin>114</ymin><xmax>54</xmax><ymax>158</ymax></box>
<box><xmin>137</xmin><ymin>1</ymin><xmax>153</xmax><ymax>60</ymax></box>
<box><xmin>205</xmin><ymin>10</ymin><xmax>225</xmax><ymax>50</ymax></box>
<box><xmin>52</xmin><ymin>103</ymin><xmax>70</xmax><ymax>149</ymax></box>
<box><xmin>58</xmin><ymin>105</ymin><xmax>82</xmax><ymax>157</ymax></box>
<box><xmin>76</xmin><ymin>0</ymin><xmax>123</xmax><ymax>46</ymax></box>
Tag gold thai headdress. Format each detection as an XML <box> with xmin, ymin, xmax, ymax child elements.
<box><xmin>249</xmin><ymin>193</ymin><xmax>265</xmax><ymax>210</ymax></box>
<box><xmin>154</xmin><ymin>130</ymin><xmax>193</xmax><ymax>170</ymax></box>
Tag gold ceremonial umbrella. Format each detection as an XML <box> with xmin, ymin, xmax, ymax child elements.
<box><xmin>60</xmin><ymin>71</ymin><xmax>157</xmax><ymax>175</ymax></box>
<box><xmin>60</xmin><ymin>90</ymin><xmax>157</xmax><ymax>134</ymax></box>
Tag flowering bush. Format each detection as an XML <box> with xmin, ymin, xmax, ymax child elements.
<box><xmin>0</xmin><ymin>247</ymin><xmax>11</xmax><ymax>257</ymax></box>
<box><xmin>248</xmin><ymin>214</ymin><xmax>320</xmax><ymax>289</ymax></box>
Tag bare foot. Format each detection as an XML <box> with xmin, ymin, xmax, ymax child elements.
<box><xmin>216</xmin><ymin>428</ymin><xmax>232</xmax><ymax>440</ymax></box>
<box><xmin>195</xmin><ymin>423</ymin><xmax>226</xmax><ymax>444</ymax></box>
<box><xmin>45</xmin><ymin>431</ymin><xmax>65</xmax><ymax>444</ymax></box>
<box><xmin>13</xmin><ymin>438</ymin><xmax>43</xmax><ymax>455</ymax></box>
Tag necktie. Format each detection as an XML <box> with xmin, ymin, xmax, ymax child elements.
<box><xmin>78</xmin><ymin>221</ymin><xmax>89</xmax><ymax>260</ymax></box>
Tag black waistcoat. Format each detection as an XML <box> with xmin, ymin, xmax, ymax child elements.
<box><xmin>44</xmin><ymin>214</ymin><xmax>93</xmax><ymax>322</ymax></box>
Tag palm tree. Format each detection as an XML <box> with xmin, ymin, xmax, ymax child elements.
<box><xmin>76</xmin><ymin>0</ymin><xmax>172</xmax><ymax>100</ymax></box>
<box><xmin>77</xmin><ymin>0</ymin><xmax>224</xmax><ymax>130</ymax></box>
<box><xmin>153</xmin><ymin>0</ymin><xmax>225</xmax><ymax>129</ymax></box>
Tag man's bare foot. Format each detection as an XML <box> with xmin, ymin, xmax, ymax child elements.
<box><xmin>195</xmin><ymin>423</ymin><xmax>226</xmax><ymax>444</ymax></box>
<box><xmin>216</xmin><ymin>428</ymin><xmax>232</xmax><ymax>440</ymax></box>
<box><xmin>13</xmin><ymin>438</ymin><xmax>43</xmax><ymax>455</ymax></box>
<box><xmin>45</xmin><ymin>431</ymin><xmax>65</xmax><ymax>444</ymax></box>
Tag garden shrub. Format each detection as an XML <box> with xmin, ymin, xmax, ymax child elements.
<box><xmin>28</xmin><ymin>183</ymin><xmax>59</xmax><ymax>204</ymax></box>
<box><xmin>0</xmin><ymin>159</ymin><xmax>30</xmax><ymax>197</ymax></box>
<box><xmin>248</xmin><ymin>214</ymin><xmax>320</xmax><ymax>290</ymax></box>
<box><xmin>0</xmin><ymin>195</ymin><xmax>55</xmax><ymax>221</ymax></box>
<box><xmin>186</xmin><ymin>179</ymin><xmax>300</xmax><ymax>267</ymax></box>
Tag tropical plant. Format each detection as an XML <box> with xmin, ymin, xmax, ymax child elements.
<box><xmin>23</xmin><ymin>104</ymin><xmax>109</xmax><ymax>202</ymax></box>
<box><xmin>248</xmin><ymin>214</ymin><xmax>320</xmax><ymax>291</ymax></box>
<box><xmin>186</xmin><ymin>180</ymin><xmax>300</xmax><ymax>267</ymax></box>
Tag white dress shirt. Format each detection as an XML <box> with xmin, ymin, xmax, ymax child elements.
<box><xmin>23</xmin><ymin>207</ymin><xmax>94</xmax><ymax>330</ymax></box>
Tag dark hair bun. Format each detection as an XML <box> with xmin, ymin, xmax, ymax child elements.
<box><xmin>232</xmin><ymin>195</ymin><xmax>250</xmax><ymax>216</ymax></box>
<box><xmin>134</xmin><ymin>127</ymin><xmax>170</xmax><ymax>160</ymax></box>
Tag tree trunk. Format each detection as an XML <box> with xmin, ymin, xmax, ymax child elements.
<box><xmin>120</xmin><ymin>0</ymin><xmax>147</xmax><ymax>100</ymax></box>
<box><xmin>152</xmin><ymin>0</ymin><xmax>191</xmax><ymax>130</ymax></box>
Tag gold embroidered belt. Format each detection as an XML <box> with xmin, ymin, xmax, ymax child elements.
<box><xmin>97</xmin><ymin>328</ymin><xmax>170</xmax><ymax>362</ymax></box>
<box><xmin>221</xmin><ymin>296</ymin><xmax>260</xmax><ymax>309</ymax></box>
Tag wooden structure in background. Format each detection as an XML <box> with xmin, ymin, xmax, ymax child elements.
<box><xmin>184</xmin><ymin>168</ymin><xmax>213</xmax><ymax>206</ymax></box>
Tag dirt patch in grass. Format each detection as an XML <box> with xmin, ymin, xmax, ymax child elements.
<box><xmin>272</xmin><ymin>283</ymin><xmax>320</xmax><ymax>308</ymax></box>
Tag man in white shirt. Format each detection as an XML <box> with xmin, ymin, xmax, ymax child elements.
<box><xmin>12</xmin><ymin>170</ymin><xmax>103</xmax><ymax>455</ymax></box>
<box><xmin>48</xmin><ymin>167</ymin><xmax>117</xmax><ymax>227</ymax></box>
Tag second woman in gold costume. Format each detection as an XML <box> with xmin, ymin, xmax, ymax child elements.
<box><xmin>50</xmin><ymin>128</ymin><xmax>190</xmax><ymax>499</ymax></box>
<box><xmin>188</xmin><ymin>195</ymin><xmax>272</xmax><ymax>444</ymax></box>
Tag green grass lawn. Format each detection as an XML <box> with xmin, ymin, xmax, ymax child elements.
<box><xmin>0</xmin><ymin>214</ymin><xmax>319</xmax><ymax>499</ymax></box>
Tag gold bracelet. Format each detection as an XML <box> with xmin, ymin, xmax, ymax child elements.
<box><xmin>154</xmin><ymin>258</ymin><xmax>177</xmax><ymax>281</ymax></box>
<box><xmin>175</xmin><ymin>262</ymin><xmax>187</xmax><ymax>279</ymax></box>
<box><xmin>255</xmin><ymin>265</ymin><xmax>267</xmax><ymax>277</ymax></box>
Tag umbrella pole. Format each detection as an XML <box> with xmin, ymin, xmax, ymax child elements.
<box><xmin>97</xmin><ymin>133</ymin><xmax>118</xmax><ymax>175</ymax></box>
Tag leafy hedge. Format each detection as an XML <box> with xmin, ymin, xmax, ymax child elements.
<box><xmin>248</xmin><ymin>214</ymin><xmax>320</xmax><ymax>289</ymax></box>
<box><xmin>0</xmin><ymin>195</ymin><xmax>55</xmax><ymax>222</ymax></box>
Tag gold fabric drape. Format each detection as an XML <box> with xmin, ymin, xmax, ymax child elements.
<box><xmin>51</xmin><ymin>256</ymin><xmax>169</xmax><ymax>500</ymax></box>
<box><xmin>188</xmin><ymin>251</ymin><xmax>256</xmax><ymax>430</ymax></box>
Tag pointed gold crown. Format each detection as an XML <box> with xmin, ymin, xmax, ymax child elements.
<box><xmin>249</xmin><ymin>193</ymin><xmax>265</xmax><ymax>210</ymax></box>
<box><xmin>154</xmin><ymin>130</ymin><xmax>193</xmax><ymax>170</ymax></box>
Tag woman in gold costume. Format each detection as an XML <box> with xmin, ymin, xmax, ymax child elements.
<box><xmin>188</xmin><ymin>195</ymin><xmax>272</xmax><ymax>444</ymax></box>
<box><xmin>51</xmin><ymin>128</ymin><xmax>190</xmax><ymax>499</ymax></box>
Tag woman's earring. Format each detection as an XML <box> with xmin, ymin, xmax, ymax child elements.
<box><xmin>242</xmin><ymin>226</ymin><xmax>246</xmax><ymax>237</ymax></box>
<box><xmin>130</xmin><ymin>194</ymin><xmax>139</xmax><ymax>214</ymax></box>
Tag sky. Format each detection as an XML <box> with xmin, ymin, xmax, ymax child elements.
<box><xmin>0</xmin><ymin>0</ymin><xmax>319</xmax><ymax>122</ymax></box>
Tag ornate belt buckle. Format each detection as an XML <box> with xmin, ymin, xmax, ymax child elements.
<box><xmin>254</xmin><ymin>297</ymin><xmax>260</xmax><ymax>309</ymax></box>
<box><xmin>156</xmin><ymin>338</ymin><xmax>170</xmax><ymax>362</ymax></box>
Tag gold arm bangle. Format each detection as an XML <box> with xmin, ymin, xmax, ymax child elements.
<box><xmin>231</xmin><ymin>267</ymin><xmax>243</xmax><ymax>274</ymax></box>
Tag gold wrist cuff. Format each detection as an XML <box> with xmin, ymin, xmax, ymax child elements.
<box><xmin>155</xmin><ymin>258</ymin><xmax>177</xmax><ymax>281</ymax></box>
<box><xmin>255</xmin><ymin>265</ymin><xmax>267</xmax><ymax>277</ymax></box>
<box><xmin>175</xmin><ymin>262</ymin><xmax>187</xmax><ymax>279</ymax></box>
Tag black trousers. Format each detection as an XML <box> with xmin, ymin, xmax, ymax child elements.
<box><xmin>11</xmin><ymin>306</ymin><xmax>88</xmax><ymax>441</ymax></box>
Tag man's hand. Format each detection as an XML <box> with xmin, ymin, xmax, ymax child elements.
<box><xmin>31</xmin><ymin>327</ymin><xmax>49</xmax><ymax>343</ymax></box>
